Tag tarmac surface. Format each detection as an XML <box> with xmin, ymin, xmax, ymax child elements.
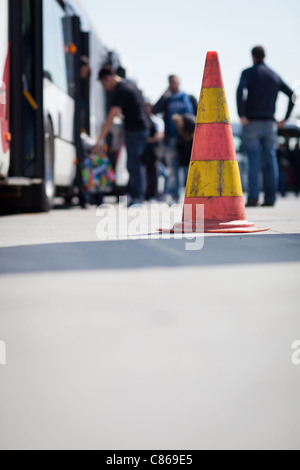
<box><xmin>0</xmin><ymin>195</ymin><xmax>299</xmax><ymax>450</ymax></box>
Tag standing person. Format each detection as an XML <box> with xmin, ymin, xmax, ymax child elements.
<box><xmin>172</xmin><ymin>113</ymin><xmax>196</xmax><ymax>187</ymax></box>
<box><xmin>94</xmin><ymin>67</ymin><xmax>149</xmax><ymax>205</ymax></box>
<box><xmin>237</xmin><ymin>46</ymin><xmax>295</xmax><ymax>207</ymax></box>
<box><xmin>152</xmin><ymin>75</ymin><xmax>198</xmax><ymax>203</ymax></box>
<box><xmin>143</xmin><ymin>102</ymin><xmax>165</xmax><ymax>201</ymax></box>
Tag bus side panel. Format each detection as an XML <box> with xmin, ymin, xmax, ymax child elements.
<box><xmin>44</xmin><ymin>78</ymin><xmax>76</xmax><ymax>143</ymax></box>
<box><xmin>43</xmin><ymin>0</ymin><xmax>78</xmax><ymax>190</ymax></box>
<box><xmin>44</xmin><ymin>78</ymin><xmax>77</xmax><ymax>187</ymax></box>
<box><xmin>0</xmin><ymin>0</ymin><xmax>10</xmax><ymax>179</ymax></box>
<box><xmin>54</xmin><ymin>139</ymin><xmax>77</xmax><ymax>187</ymax></box>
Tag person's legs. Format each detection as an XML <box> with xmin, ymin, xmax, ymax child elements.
<box><xmin>142</xmin><ymin>145</ymin><xmax>158</xmax><ymax>201</ymax></box>
<box><xmin>95</xmin><ymin>191</ymin><xmax>104</xmax><ymax>206</ymax></box>
<box><xmin>80</xmin><ymin>190</ymin><xmax>90</xmax><ymax>209</ymax></box>
<box><xmin>261</xmin><ymin>121</ymin><xmax>279</xmax><ymax>204</ymax></box>
<box><xmin>181</xmin><ymin>165</ymin><xmax>190</xmax><ymax>189</ymax></box>
<box><xmin>125</xmin><ymin>131</ymin><xmax>149</xmax><ymax>201</ymax></box>
<box><xmin>242</xmin><ymin>121</ymin><xmax>261</xmax><ymax>204</ymax></box>
<box><xmin>164</xmin><ymin>138</ymin><xmax>180</xmax><ymax>201</ymax></box>
<box><xmin>294</xmin><ymin>150</ymin><xmax>300</xmax><ymax>195</ymax></box>
<box><xmin>146</xmin><ymin>159</ymin><xmax>158</xmax><ymax>200</ymax></box>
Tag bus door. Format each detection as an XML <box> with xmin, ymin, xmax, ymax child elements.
<box><xmin>67</xmin><ymin>16</ymin><xmax>91</xmax><ymax>159</ymax></box>
<box><xmin>9</xmin><ymin>0</ymin><xmax>44</xmax><ymax>179</ymax></box>
<box><xmin>64</xmin><ymin>14</ymin><xmax>81</xmax><ymax>163</ymax></box>
<box><xmin>62</xmin><ymin>11</ymin><xmax>77</xmax><ymax>101</ymax></box>
<box><xmin>78</xmin><ymin>31</ymin><xmax>91</xmax><ymax>136</ymax></box>
<box><xmin>67</xmin><ymin>15</ymin><xmax>91</xmax><ymax>168</ymax></box>
<box><xmin>61</xmin><ymin>12</ymin><xmax>90</xmax><ymax>169</ymax></box>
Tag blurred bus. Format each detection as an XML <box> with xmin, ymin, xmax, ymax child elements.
<box><xmin>0</xmin><ymin>0</ymin><xmax>121</xmax><ymax>212</ymax></box>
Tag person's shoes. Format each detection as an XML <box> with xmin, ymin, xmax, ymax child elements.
<box><xmin>127</xmin><ymin>199</ymin><xmax>144</xmax><ymax>208</ymax></box>
<box><xmin>261</xmin><ymin>201</ymin><xmax>275</xmax><ymax>207</ymax></box>
<box><xmin>246</xmin><ymin>199</ymin><xmax>258</xmax><ymax>207</ymax></box>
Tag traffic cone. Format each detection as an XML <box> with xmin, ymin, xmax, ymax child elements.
<box><xmin>161</xmin><ymin>51</ymin><xmax>270</xmax><ymax>234</ymax></box>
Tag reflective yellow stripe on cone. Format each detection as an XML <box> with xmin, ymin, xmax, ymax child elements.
<box><xmin>197</xmin><ymin>88</ymin><xmax>230</xmax><ymax>124</ymax></box>
<box><xmin>186</xmin><ymin>160</ymin><xmax>243</xmax><ymax>197</ymax></box>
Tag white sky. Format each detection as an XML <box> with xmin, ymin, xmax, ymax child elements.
<box><xmin>83</xmin><ymin>0</ymin><xmax>300</xmax><ymax>122</ymax></box>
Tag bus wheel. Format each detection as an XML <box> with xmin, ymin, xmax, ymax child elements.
<box><xmin>33</xmin><ymin>118</ymin><xmax>55</xmax><ymax>212</ymax></box>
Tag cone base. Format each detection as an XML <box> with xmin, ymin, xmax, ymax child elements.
<box><xmin>158</xmin><ymin>220</ymin><xmax>270</xmax><ymax>234</ymax></box>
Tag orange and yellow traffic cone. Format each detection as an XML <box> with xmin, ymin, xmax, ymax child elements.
<box><xmin>162</xmin><ymin>51</ymin><xmax>270</xmax><ymax>234</ymax></box>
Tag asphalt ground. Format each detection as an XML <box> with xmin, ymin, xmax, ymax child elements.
<box><xmin>0</xmin><ymin>195</ymin><xmax>299</xmax><ymax>450</ymax></box>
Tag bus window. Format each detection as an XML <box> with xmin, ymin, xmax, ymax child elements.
<box><xmin>43</xmin><ymin>0</ymin><xmax>69</xmax><ymax>94</ymax></box>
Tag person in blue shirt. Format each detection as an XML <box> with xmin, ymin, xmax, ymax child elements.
<box><xmin>237</xmin><ymin>46</ymin><xmax>295</xmax><ymax>207</ymax></box>
<box><xmin>153</xmin><ymin>75</ymin><xmax>198</xmax><ymax>203</ymax></box>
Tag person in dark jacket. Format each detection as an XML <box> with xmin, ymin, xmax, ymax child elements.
<box><xmin>152</xmin><ymin>75</ymin><xmax>198</xmax><ymax>203</ymax></box>
<box><xmin>237</xmin><ymin>46</ymin><xmax>295</xmax><ymax>207</ymax></box>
